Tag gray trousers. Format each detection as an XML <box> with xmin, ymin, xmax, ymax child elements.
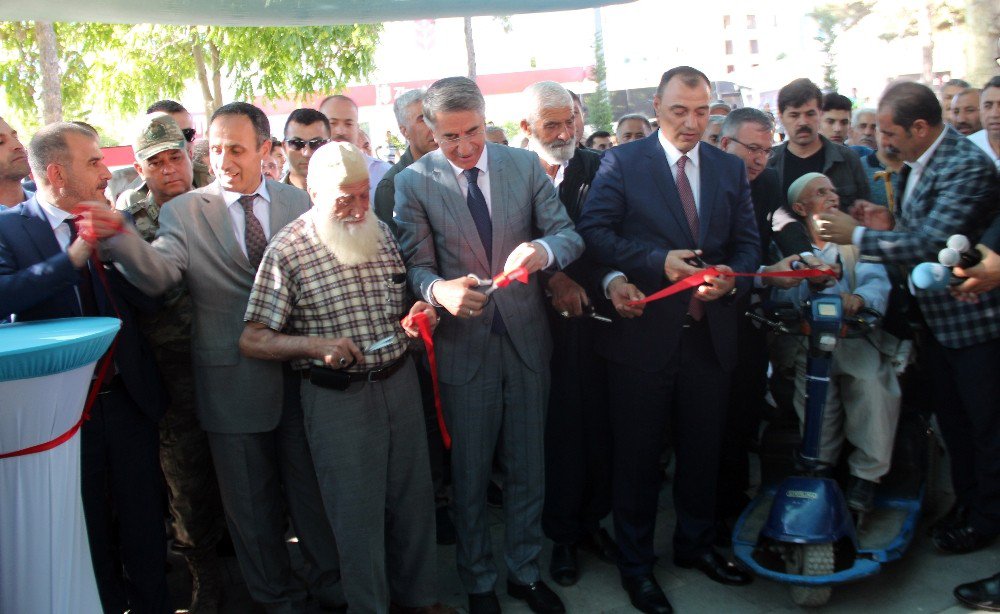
<box><xmin>441</xmin><ymin>333</ymin><xmax>548</xmax><ymax>594</ymax></box>
<box><xmin>774</xmin><ymin>333</ymin><xmax>902</xmax><ymax>481</ymax></box>
<box><xmin>207</xmin><ymin>382</ymin><xmax>341</xmax><ymax>613</ymax></box>
<box><xmin>299</xmin><ymin>360</ymin><xmax>437</xmax><ymax>613</ymax></box>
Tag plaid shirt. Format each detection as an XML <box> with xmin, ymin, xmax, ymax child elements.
<box><xmin>858</xmin><ymin>127</ymin><xmax>1000</xmax><ymax>348</ymax></box>
<box><xmin>244</xmin><ymin>211</ymin><xmax>410</xmax><ymax>370</ymax></box>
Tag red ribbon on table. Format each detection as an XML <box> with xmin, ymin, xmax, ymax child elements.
<box><xmin>0</xmin><ymin>220</ymin><xmax>122</xmax><ymax>460</ymax></box>
<box><xmin>628</xmin><ymin>266</ymin><xmax>832</xmax><ymax>306</ymax></box>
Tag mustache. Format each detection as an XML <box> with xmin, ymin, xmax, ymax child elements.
<box><xmin>796</xmin><ymin>127</ymin><xmax>813</xmax><ymax>134</ymax></box>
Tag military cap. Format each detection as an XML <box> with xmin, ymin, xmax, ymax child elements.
<box><xmin>133</xmin><ymin>113</ymin><xmax>187</xmax><ymax>161</ymax></box>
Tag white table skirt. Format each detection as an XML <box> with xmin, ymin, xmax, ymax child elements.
<box><xmin>0</xmin><ymin>363</ymin><xmax>101</xmax><ymax>614</ymax></box>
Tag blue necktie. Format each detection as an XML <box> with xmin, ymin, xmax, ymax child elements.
<box><xmin>463</xmin><ymin>167</ymin><xmax>506</xmax><ymax>335</ymax></box>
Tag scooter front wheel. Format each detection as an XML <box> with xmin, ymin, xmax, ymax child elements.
<box><xmin>785</xmin><ymin>543</ymin><xmax>834</xmax><ymax>607</ymax></box>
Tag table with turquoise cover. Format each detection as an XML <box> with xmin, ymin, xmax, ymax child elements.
<box><xmin>0</xmin><ymin>317</ymin><xmax>120</xmax><ymax>614</ymax></box>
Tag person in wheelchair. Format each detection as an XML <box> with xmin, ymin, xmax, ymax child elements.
<box><xmin>771</xmin><ymin>172</ymin><xmax>902</xmax><ymax>514</ymax></box>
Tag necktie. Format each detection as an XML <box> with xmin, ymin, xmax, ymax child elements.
<box><xmin>239</xmin><ymin>194</ymin><xmax>267</xmax><ymax>270</ymax></box>
<box><xmin>675</xmin><ymin>155</ymin><xmax>704</xmax><ymax>321</ymax></box>
<box><xmin>462</xmin><ymin>168</ymin><xmax>506</xmax><ymax>334</ymax></box>
<box><xmin>67</xmin><ymin>217</ymin><xmax>100</xmax><ymax>316</ymax></box>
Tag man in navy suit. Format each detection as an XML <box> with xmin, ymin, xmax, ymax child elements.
<box><xmin>577</xmin><ymin>66</ymin><xmax>758</xmax><ymax>614</ymax></box>
<box><xmin>0</xmin><ymin>122</ymin><xmax>170</xmax><ymax>613</ymax></box>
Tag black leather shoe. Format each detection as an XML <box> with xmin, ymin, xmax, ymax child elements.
<box><xmin>927</xmin><ymin>502</ymin><xmax>969</xmax><ymax>538</ymax></box>
<box><xmin>620</xmin><ymin>574</ymin><xmax>673</xmax><ymax>614</ymax></box>
<box><xmin>933</xmin><ymin>524</ymin><xmax>997</xmax><ymax>554</ymax></box>
<box><xmin>845</xmin><ymin>476</ymin><xmax>877</xmax><ymax>514</ymax></box>
<box><xmin>674</xmin><ymin>550</ymin><xmax>753</xmax><ymax>585</ymax></box>
<box><xmin>435</xmin><ymin>506</ymin><xmax>456</xmax><ymax>545</ymax></box>
<box><xmin>579</xmin><ymin>528</ymin><xmax>620</xmax><ymax>564</ymax></box>
<box><xmin>954</xmin><ymin>572</ymin><xmax>1000</xmax><ymax>612</ymax></box>
<box><xmin>506</xmin><ymin>580</ymin><xmax>565</xmax><ymax>613</ymax></box>
<box><xmin>468</xmin><ymin>591</ymin><xmax>500</xmax><ymax>614</ymax></box>
<box><xmin>549</xmin><ymin>543</ymin><xmax>579</xmax><ymax>587</ymax></box>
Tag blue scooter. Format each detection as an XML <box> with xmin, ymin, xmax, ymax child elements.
<box><xmin>731</xmin><ymin>294</ymin><xmax>926</xmax><ymax>607</ymax></box>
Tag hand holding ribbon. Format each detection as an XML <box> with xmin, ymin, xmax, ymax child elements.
<box><xmin>627</xmin><ymin>266</ymin><xmax>832</xmax><ymax>307</ymax></box>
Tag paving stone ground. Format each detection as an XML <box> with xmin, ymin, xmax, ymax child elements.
<box><xmin>167</xmin><ymin>448</ymin><xmax>998</xmax><ymax>613</ymax></box>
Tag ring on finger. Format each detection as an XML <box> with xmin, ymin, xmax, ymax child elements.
<box><xmin>560</xmin><ymin>310</ymin><xmax>570</xmax><ymax>318</ymax></box>
<box><xmin>466</xmin><ymin>308</ymin><xmax>473</xmax><ymax>316</ymax></box>
<box><xmin>338</xmin><ymin>356</ymin><xmax>347</xmax><ymax>367</ymax></box>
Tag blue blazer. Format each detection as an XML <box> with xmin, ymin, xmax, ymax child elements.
<box><xmin>576</xmin><ymin>134</ymin><xmax>760</xmax><ymax>372</ymax></box>
<box><xmin>0</xmin><ymin>197</ymin><xmax>166</xmax><ymax>420</ymax></box>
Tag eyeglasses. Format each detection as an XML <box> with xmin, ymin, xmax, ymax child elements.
<box><xmin>438</xmin><ymin>127</ymin><xmax>483</xmax><ymax>146</ymax></box>
<box><xmin>729</xmin><ymin>137</ymin><xmax>772</xmax><ymax>157</ymax></box>
<box><xmin>181</xmin><ymin>128</ymin><xmax>197</xmax><ymax>143</ymax></box>
<box><xmin>285</xmin><ymin>137</ymin><xmax>330</xmax><ymax>151</ymax></box>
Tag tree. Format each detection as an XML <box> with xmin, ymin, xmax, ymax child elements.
<box><xmin>878</xmin><ymin>1</ymin><xmax>965</xmax><ymax>84</ymax></box>
<box><xmin>0</xmin><ymin>22</ymin><xmax>381</xmax><ymax>127</ymax></box>
<box><xmin>588</xmin><ymin>31</ymin><xmax>613</xmax><ymax>133</ymax></box>
<box><xmin>809</xmin><ymin>2</ymin><xmax>874</xmax><ymax>91</ymax></box>
<box><xmin>463</xmin><ymin>17</ymin><xmax>477</xmax><ymax>81</ymax></box>
<box><xmin>964</xmin><ymin>0</ymin><xmax>1000</xmax><ymax>87</ymax></box>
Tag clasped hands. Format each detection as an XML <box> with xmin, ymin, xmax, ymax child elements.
<box><xmin>433</xmin><ymin>242</ymin><xmax>546</xmax><ymax>318</ymax></box>
<box><xmin>66</xmin><ymin>201</ymin><xmax>125</xmax><ymax>268</ymax></box>
<box><xmin>814</xmin><ymin>199</ymin><xmax>893</xmax><ymax>244</ymax></box>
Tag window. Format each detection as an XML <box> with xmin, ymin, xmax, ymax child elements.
<box><xmin>723</xmin><ymin>15</ymin><xmax>731</xmax><ymax>28</ymax></box>
<box><xmin>747</xmin><ymin>15</ymin><xmax>757</xmax><ymax>29</ymax></box>
<box><xmin>727</xmin><ymin>65</ymin><xmax>735</xmax><ymax>74</ymax></box>
<box><xmin>725</xmin><ymin>40</ymin><xmax>734</xmax><ymax>55</ymax></box>
<box><xmin>749</xmin><ymin>39</ymin><xmax>759</xmax><ymax>54</ymax></box>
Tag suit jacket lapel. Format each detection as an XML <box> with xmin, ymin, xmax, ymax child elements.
<box><xmin>488</xmin><ymin>144</ymin><xmax>508</xmax><ymax>270</ymax></box>
<box><xmin>697</xmin><ymin>148</ymin><xmax>719</xmax><ymax>247</ymax></box>
<box><xmin>21</xmin><ymin>198</ymin><xmax>64</xmax><ymax>261</ymax></box>
<box><xmin>644</xmin><ymin>138</ymin><xmax>696</xmax><ymax>247</ymax></box>
<box><xmin>266</xmin><ymin>179</ymin><xmax>298</xmax><ymax>235</ymax></box>
<box><xmin>199</xmin><ymin>184</ymin><xmax>255</xmax><ymax>275</ymax></box>
<box><xmin>433</xmin><ymin>152</ymin><xmax>491</xmax><ymax>272</ymax></box>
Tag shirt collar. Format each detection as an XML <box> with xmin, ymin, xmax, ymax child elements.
<box><xmin>35</xmin><ymin>193</ymin><xmax>72</xmax><ymax>231</ymax></box>
<box><xmin>222</xmin><ymin>177</ymin><xmax>271</xmax><ymax>208</ymax></box>
<box><xmin>657</xmin><ymin>129</ymin><xmax>700</xmax><ymax>169</ymax></box>
<box><xmin>905</xmin><ymin>126</ymin><xmax>948</xmax><ymax>172</ymax></box>
<box><xmin>447</xmin><ymin>145</ymin><xmax>490</xmax><ymax>180</ymax></box>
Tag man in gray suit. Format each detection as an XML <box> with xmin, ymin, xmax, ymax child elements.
<box><xmin>394</xmin><ymin>76</ymin><xmax>584</xmax><ymax>614</ymax></box>
<box><xmin>90</xmin><ymin>102</ymin><xmax>341</xmax><ymax>613</ymax></box>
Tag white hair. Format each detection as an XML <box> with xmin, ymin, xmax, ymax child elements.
<box><xmin>521</xmin><ymin>81</ymin><xmax>573</xmax><ymax>125</ymax></box>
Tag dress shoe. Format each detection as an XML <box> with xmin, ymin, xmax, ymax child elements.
<box><xmin>927</xmin><ymin>502</ymin><xmax>969</xmax><ymax>538</ymax></box>
<box><xmin>954</xmin><ymin>572</ymin><xmax>1000</xmax><ymax>612</ymax></box>
<box><xmin>390</xmin><ymin>603</ymin><xmax>459</xmax><ymax>614</ymax></box>
<box><xmin>506</xmin><ymin>580</ymin><xmax>565</xmax><ymax>613</ymax></box>
<box><xmin>549</xmin><ymin>543</ymin><xmax>579</xmax><ymax>587</ymax></box>
<box><xmin>620</xmin><ymin>574</ymin><xmax>673</xmax><ymax>614</ymax></box>
<box><xmin>435</xmin><ymin>506</ymin><xmax>456</xmax><ymax>545</ymax></box>
<box><xmin>579</xmin><ymin>528</ymin><xmax>620</xmax><ymax>564</ymax></box>
<box><xmin>674</xmin><ymin>550</ymin><xmax>753</xmax><ymax>585</ymax></box>
<box><xmin>468</xmin><ymin>591</ymin><xmax>501</xmax><ymax>614</ymax></box>
<box><xmin>845</xmin><ymin>476</ymin><xmax>877</xmax><ymax>514</ymax></box>
<box><xmin>933</xmin><ymin>524</ymin><xmax>997</xmax><ymax>554</ymax></box>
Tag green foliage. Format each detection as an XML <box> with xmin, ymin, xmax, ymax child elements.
<box><xmin>0</xmin><ymin>21</ymin><xmax>381</xmax><ymax>125</ymax></box>
<box><xmin>588</xmin><ymin>31</ymin><xmax>613</xmax><ymax>133</ymax></box>
<box><xmin>808</xmin><ymin>2</ymin><xmax>874</xmax><ymax>91</ymax></box>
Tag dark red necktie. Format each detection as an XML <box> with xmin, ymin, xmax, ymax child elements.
<box><xmin>239</xmin><ymin>194</ymin><xmax>267</xmax><ymax>270</ymax></box>
<box><xmin>675</xmin><ymin>155</ymin><xmax>703</xmax><ymax>321</ymax></box>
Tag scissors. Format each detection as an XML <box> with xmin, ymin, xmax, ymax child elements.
<box><xmin>363</xmin><ymin>333</ymin><xmax>399</xmax><ymax>354</ymax></box>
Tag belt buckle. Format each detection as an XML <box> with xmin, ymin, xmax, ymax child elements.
<box><xmin>367</xmin><ymin>368</ymin><xmax>380</xmax><ymax>383</ymax></box>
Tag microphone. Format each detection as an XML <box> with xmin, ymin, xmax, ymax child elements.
<box><xmin>938</xmin><ymin>235</ymin><xmax>982</xmax><ymax>268</ymax></box>
<box><xmin>910</xmin><ymin>262</ymin><xmax>956</xmax><ymax>290</ymax></box>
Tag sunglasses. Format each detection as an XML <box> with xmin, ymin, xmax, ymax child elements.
<box><xmin>181</xmin><ymin>128</ymin><xmax>197</xmax><ymax>142</ymax></box>
<box><xmin>285</xmin><ymin>137</ymin><xmax>330</xmax><ymax>151</ymax></box>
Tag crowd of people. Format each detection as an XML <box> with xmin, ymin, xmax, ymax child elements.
<box><xmin>0</xmin><ymin>61</ymin><xmax>999</xmax><ymax>614</ymax></box>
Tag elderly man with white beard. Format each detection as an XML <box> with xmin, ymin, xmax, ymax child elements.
<box><xmin>239</xmin><ymin>142</ymin><xmax>449</xmax><ymax>614</ymax></box>
<box><xmin>519</xmin><ymin>81</ymin><xmax>619</xmax><ymax>587</ymax></box>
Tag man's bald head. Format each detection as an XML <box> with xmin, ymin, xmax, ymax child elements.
<box><xmin>318</xmin><ymin>95</ymin><xmax>360</xmax><ymax>145</ymax></box>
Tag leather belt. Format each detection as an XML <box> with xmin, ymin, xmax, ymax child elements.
<box><xmin>301</xmin><ymin>355</ymin><xmax>407</xmax><ymax>384</ymax></box>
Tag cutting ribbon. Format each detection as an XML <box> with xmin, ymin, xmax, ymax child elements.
<box><xmin>492</xmin><ymin>266</ymin><xmax>529</xmax><ymax>289</ymax></box>
<box><xmin>1</xmin><ymin>217</ymin><xmax>122</xmax><ymax>460</ymax></box>
<box><xmin>404</xmin><ymin>311</ymin><xmax>450</xmax><ymax>450</ymax></box>
<box><xmin>628</xmin><ymin>266</ymin><xmax>832</xmax><ymax>306</ymax></box>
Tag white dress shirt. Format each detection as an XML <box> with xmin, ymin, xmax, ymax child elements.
<box><xmin>222</xmin><ymin>179</ymin><xmax>272</xmax><ymax>258</ymax></box>
<box><xmin>658</xmin><ymin>129</ymin><xmax>702</xmax><ymax>215</ymax></box>
<box><xmin>36</xmin><ymin>196</ymin><xmax>74</xmax><ymax>253</ymax></box>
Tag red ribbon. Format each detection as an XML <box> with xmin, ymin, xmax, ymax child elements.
<box><xmin>493</xmin><ymin>266</ymin><xmax>529</xmax><ymax>289</ymax></box>
<box><xmin>404</xmin><ymin>311</ymin><xmax>450</xmax><ymax>450</ymax></box>
<box><xmin>629</xmin><ymin>266</ymin><xmax>832</xmax><ymax>306</ymax></box>
<box><xmin>0</xmin><ymin>219</ymin><xmax>122</xmax><ymax>460</ymax></box>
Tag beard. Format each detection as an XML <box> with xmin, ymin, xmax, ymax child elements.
<box><xmin>529</xmin><ymin>134</ymin><xmax>575</xmax><ymax>165</ymax></box>
<box><xmin>313</xmin><ymin>204</ymin><xmax>382</xmax><ymax>266</ymax></box>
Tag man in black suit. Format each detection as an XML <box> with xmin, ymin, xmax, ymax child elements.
<box><xmin>716</xmin><ymin>107</ymin><xmax>814</xmax><ymax>524</ymax></box>
<box><xmin>0</xmin><ymin>122</ymin><xmax>170</xmax><ymax>613</ymax></box>
<box><xmin>519</xmin><ymin>81</ymin><xmax>618</xmax><ymax>587</ymax></box>
<box><xmin>577</xmin><ymin>66</ymin><xmax>758</xmax><ymax>614</ymax></box>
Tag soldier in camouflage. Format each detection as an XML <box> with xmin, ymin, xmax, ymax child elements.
<box><xmin>116</xmin><ymin>113</ymin><xmax>225</xmax><ymax>613</ymax></box>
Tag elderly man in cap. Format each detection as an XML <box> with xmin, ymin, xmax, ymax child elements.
<box><xmin>240</xmin><ymin>142</ymin><xmax>447</xmax><ymax>614</ymax></box>
<box><xmin>116</xmin><ymin>113</ymin><xmax>226</xmax><ymax>612</ymax></box>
